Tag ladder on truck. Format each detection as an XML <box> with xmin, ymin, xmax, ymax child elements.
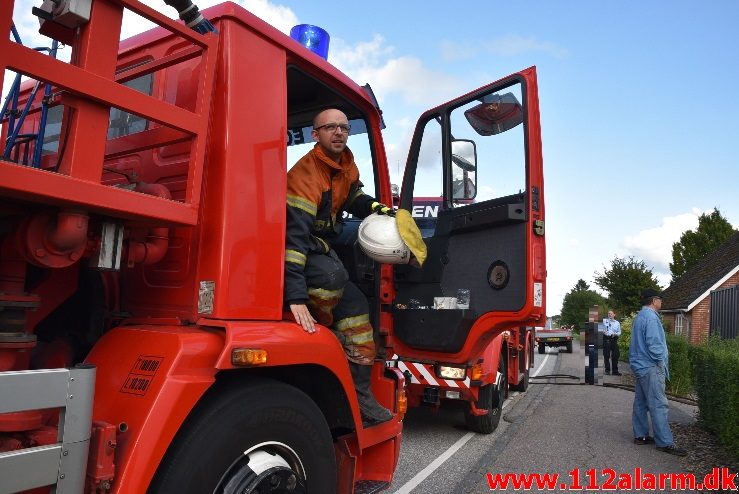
<box><xmin>1</xmin><ymin>24</ymin><xmax>59</xmax><ymax>169</ymax></box>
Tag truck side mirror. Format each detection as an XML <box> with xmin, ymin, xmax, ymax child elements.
<box><xmin>451</xmin><ymin>139</ymin><xmax>477</xmax><ymax>201</ymax></box>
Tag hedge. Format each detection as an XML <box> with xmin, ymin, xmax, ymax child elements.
<box><xmin>689</xmin><ymin>337</ymin><xmax>739</xmax><ymax>459</ymax></box>
<box><xmin>665</xmin><ymin>334</ymin><xmax>692</xmax><ymax>397</ymax></box>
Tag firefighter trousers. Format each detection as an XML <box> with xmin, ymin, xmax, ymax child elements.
<box><xmin>304</xmin><ymin>249</ymin><xmax>376</xmax><ymax>365</ymax></box>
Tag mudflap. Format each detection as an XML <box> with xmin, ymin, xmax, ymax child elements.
<box><xmin>468</xmin><ymin>395</ymin><xmax>490</xmax><ymax>416</ymax></box>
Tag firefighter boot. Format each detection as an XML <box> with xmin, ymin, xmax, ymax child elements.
<box><xmin>349</xmin><ymin>362</ymin><xmax>393</xmax><ymax>427</ymax></box>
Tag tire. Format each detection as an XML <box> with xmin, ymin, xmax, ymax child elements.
<box><xmin>510</xmin><ymin>368</ymin><xmax>529</xmax><ymax>392</ymax></box>
<box><xmin>465</xmin><ymin>356</ymin><xmax>506</xmax><ymax>434</ymax></box>
<box><xmin>538</xmin><ymin>343</ymin><xmax>545</xmax><ymax>354</ymax></box>
<box><xmin>149</xmin><ymin>378</ymin><xmax>336</xmax><ymax>494</ymax></box>
<box><xmin>566</xmin><ymin>341</ymin><xmax>573</xmax><ymax>353</ymax></box>
<box><xmin>510</xmin><ymin>345</ymin><xmax>530</xmax><ymax>392</ymax></box>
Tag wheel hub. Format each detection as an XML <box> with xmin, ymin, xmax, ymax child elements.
<box><xmin>217</xmin><ymin>444</ymin><xmax>307</xmax><ymax>494</ymax></box>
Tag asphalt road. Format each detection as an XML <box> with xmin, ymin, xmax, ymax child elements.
<box><xmin>386</xmin><ymin>339</ymin><xmax>699</xmax><ymax>493</ymax></box>
<box><xmin>387</xmin><ymin>347</ymin><xmax>557</xmax><ymax>493</ymax></box>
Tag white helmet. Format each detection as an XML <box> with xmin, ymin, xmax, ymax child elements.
<box><xmin>357</xmin><ymin>213</ymin><xmax>410</xmax><ymax>264</ymax></box>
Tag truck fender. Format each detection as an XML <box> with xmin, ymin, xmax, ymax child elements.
<box><xmin>85</xmin><ymin>321</ymin><xmax>364</xmax><ymax>493</ymax></box>
<box><xmin>208</xmin><ymin>319</ymin><xmax>380</xmax><ymax>437</ymax></box>
<box><xmin>480</xmin><ymin>334</ymin><xmax>505</xmax><ymax>384</ymax></box>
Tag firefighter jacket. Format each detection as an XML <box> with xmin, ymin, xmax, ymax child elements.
<box><xmin>284</xmin><ymin>144</ymin><xmax>376</xmax><ymax>305</ymax></box>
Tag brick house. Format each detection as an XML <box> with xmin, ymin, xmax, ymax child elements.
<box><xmin>660</xmin><ymin>232</ymin><xmax>739</xmax><ymax>344</ymax></box>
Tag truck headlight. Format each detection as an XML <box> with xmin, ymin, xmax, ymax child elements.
<box><xmin>437</xmin><ymin>365</ymin><xmax>466</xmax><ymax>380</ymax></box>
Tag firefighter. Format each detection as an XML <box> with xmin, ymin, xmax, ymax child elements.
<box><xmin>284</xmin><ymin>108</ymin><xmax>394</xmax><ymax>426</ymax></box>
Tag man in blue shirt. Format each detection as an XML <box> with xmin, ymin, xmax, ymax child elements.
<box><xmin>629</xmin><ymin>289</ymin><xmax>687</xmax><ymax>456</ymax></box>
<box><xmin>603</xmin><ymin>310</ymin><xmax>622</xmax><ymax>375</ymax></box>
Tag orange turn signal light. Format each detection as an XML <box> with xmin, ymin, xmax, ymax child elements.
<box><xmin>470</xmin><ymin>363</ymin><xmax>484</xmax><ymax>381</ymax></box>
<box><xmin>232</xmin><ymin>348</ymin><xmax>268</xmax><ymax>366</ymax></box>
<box><xmin>396</xmin><ymin>388</ymin><xmax>408</xmax><ymax>415</ymax></box>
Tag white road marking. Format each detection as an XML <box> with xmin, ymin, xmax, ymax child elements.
<box><xmin>532</xmin><ymin>353</ymin><xmax>551</xmax><ymax>377</ymax></box>
<box><xmin>390</xmin><ymin>432</ymin><xmax>476</xmax><ymax>494</ymax></box>
<box><xmin>390</xmin><ymin>352</ymin><xmax>554</xmax><ymax>493</ymax></box>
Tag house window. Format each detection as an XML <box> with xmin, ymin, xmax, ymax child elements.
<box><xmin>675</xmin><ymin>313</ymin><xmax>690</xmax><ymax>337</ymax></box>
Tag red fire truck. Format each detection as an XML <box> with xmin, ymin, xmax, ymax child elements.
<box><xmin>388</xmin><ymin>199</ymin><xmax>534</xmax><ymax>433</ymax></box>
<box><xmin>0</xmin><ymin>1</ymin><xmax>546</xmax><ymax>492</ymax></box>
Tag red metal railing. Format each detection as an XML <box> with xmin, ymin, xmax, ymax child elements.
<box><xmin>0</xmin><ymin>0</ymin><xmax>217</xmax><ymax>226</ymax></box>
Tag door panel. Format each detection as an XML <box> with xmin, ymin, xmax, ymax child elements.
<box><xmin>392</xmin><ymin>67</ymin><xmax>545</xmax><ymax>362</ymax></box>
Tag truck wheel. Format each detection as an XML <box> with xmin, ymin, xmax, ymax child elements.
<box><xmin>566</xmin><ymin>341</ymin><xmax>573</xmax><ymax>353</ymax></box>
<box><xmin>510</xmin><ymin>367</ymin><xmax>529</xmax><ymax>392</ymax></box>
<box><xmin>149</xmin><ymin>378</ymin><xmax>336</xmax><ymax>493</ymax></box>
<box><xmin>510</xmin><ymin>347</ymin><xmax>530</xmax><ymax>392</ymax></box>
<box><xmin>464</xmin><ymin>357</ymin><xmax>506</xmax><ymax>434</ymax></box>
<box><xmin>538</xmin><ymin>343</ymin><xmax>545</xmax><ymax>354</ymax></box>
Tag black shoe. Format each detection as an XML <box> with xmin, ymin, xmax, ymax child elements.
<box><xmin>656</xmin><ymin>445</ymin><xmax>687</xmax><ymax>456</ymax></box>
<box><xmin>634</xmin><ymin>436</ymin><xmax>655</xmax><ymax>445</ymax></box>
<box><xmin>604</xmin><ymin>370</ymin><xmax>611</xmax><ymax>375</ymax></box>
<box><xmin>613</xmin><ymin>371</ymin><xmax>622</xmax><ymax>376</ymax></box>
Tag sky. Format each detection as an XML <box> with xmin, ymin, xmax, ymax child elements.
<box><xmin>5</xmin><ymin>0</ymin><xmax>739</xmax><ymax>316</ymax></box>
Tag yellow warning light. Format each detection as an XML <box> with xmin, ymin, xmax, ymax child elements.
<box><xmin>470</xmin><ymin>363</ymin><xmax>484</xmax><ymax>381</ymax></box>
<box><xmin>231</xmin><ymin>348</ymin><xmax>268</xmax><ymax>366</ymax></box>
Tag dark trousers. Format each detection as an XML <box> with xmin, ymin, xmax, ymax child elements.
<box><xmin>603</xmin><ymin>336</ymin><xmax>620</xmax><ymax>372</ymax></box>
<box><xmin>303</xmin><ymin>250</ymin><xmax>376</xmax><ymax>365</ymax></box>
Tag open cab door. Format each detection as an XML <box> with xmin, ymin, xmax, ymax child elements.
<box><xmin>391</xmin><ymin>67</ymin><xmax>545</xmax><ymax>364</ymax></box>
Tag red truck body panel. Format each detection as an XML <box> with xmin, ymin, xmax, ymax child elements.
<box><xmin>1</xmin><ymin>0</ymin><xmax>545</xmax><ymax>490</ymax></box>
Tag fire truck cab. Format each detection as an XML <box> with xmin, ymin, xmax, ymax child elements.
<box><xmin>0</xmin><ymin>1</ymin><xmax>545</xmax><ymax>492</ymax></box>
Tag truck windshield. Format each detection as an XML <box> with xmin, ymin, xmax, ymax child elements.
<box><xmin>285</xmin><ymin>67</ymin><xmax>376</xmax><ymax>197</ymax></box>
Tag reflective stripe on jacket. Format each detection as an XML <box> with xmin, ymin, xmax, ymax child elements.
<box><xmin>284</xmin><ymin>144</ymin><xmax>375</xmax><ymax>304</ymax></box>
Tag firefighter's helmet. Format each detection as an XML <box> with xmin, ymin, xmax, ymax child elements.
<box><xmin>357</xmin><ymin>213</ymin><xmax>411</xmax><ymax>264</ymax></box>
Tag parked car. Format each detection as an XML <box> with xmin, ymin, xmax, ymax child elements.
<box><xmin>535</xmin><ymin>326</ymin><xmax>573</xmax><ymax>353</ymax></box>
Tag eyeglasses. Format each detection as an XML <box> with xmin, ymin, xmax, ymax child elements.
<box><xmin>314</xmin><ymin>123</ymin><xmax>351</xmax><ymax>134</ymax></box>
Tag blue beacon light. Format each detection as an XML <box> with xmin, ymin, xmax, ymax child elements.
<box><xmin>290</xmin><ymin>24</ymin><xmax>330</xmax><ymax>60</ymax></box>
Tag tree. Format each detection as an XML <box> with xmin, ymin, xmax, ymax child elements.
<box><xmin>670</xmin><ymin>208</ymin><xmax>736</xmax><ymax>281</ymax></box>
<box><xmin>560</xmin><ymin>280</ymin><xmax>607</xmax><ymax>328</ymax></box>
<box><xmin>573</xmin><ymin>279</ymin><xmax>589</xmax><ymax>292</ymax></box>
<box><xmin>594</xmin><ymin>256</ymin><xmax>661</xmax><ymax>316</ymax></box>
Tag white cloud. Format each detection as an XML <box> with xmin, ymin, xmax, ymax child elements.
<box><xmin>240</xmin><ymin>0</ymin><xmax>298</xmax><ymax>33</ymax></box>
<box><xmin>622</xmin><ymin>208</ymin><xmax>702</xmax><ymax>276</ymax></box>
<box><xmin>330</xmin><ymin>34</ymin><xmax>393</xmax><ymax>68</ymax></box>
<box><xmin>331</xmin><ymin>36</ymin><xmax>460</xmax><ymax>107</ymax></box>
